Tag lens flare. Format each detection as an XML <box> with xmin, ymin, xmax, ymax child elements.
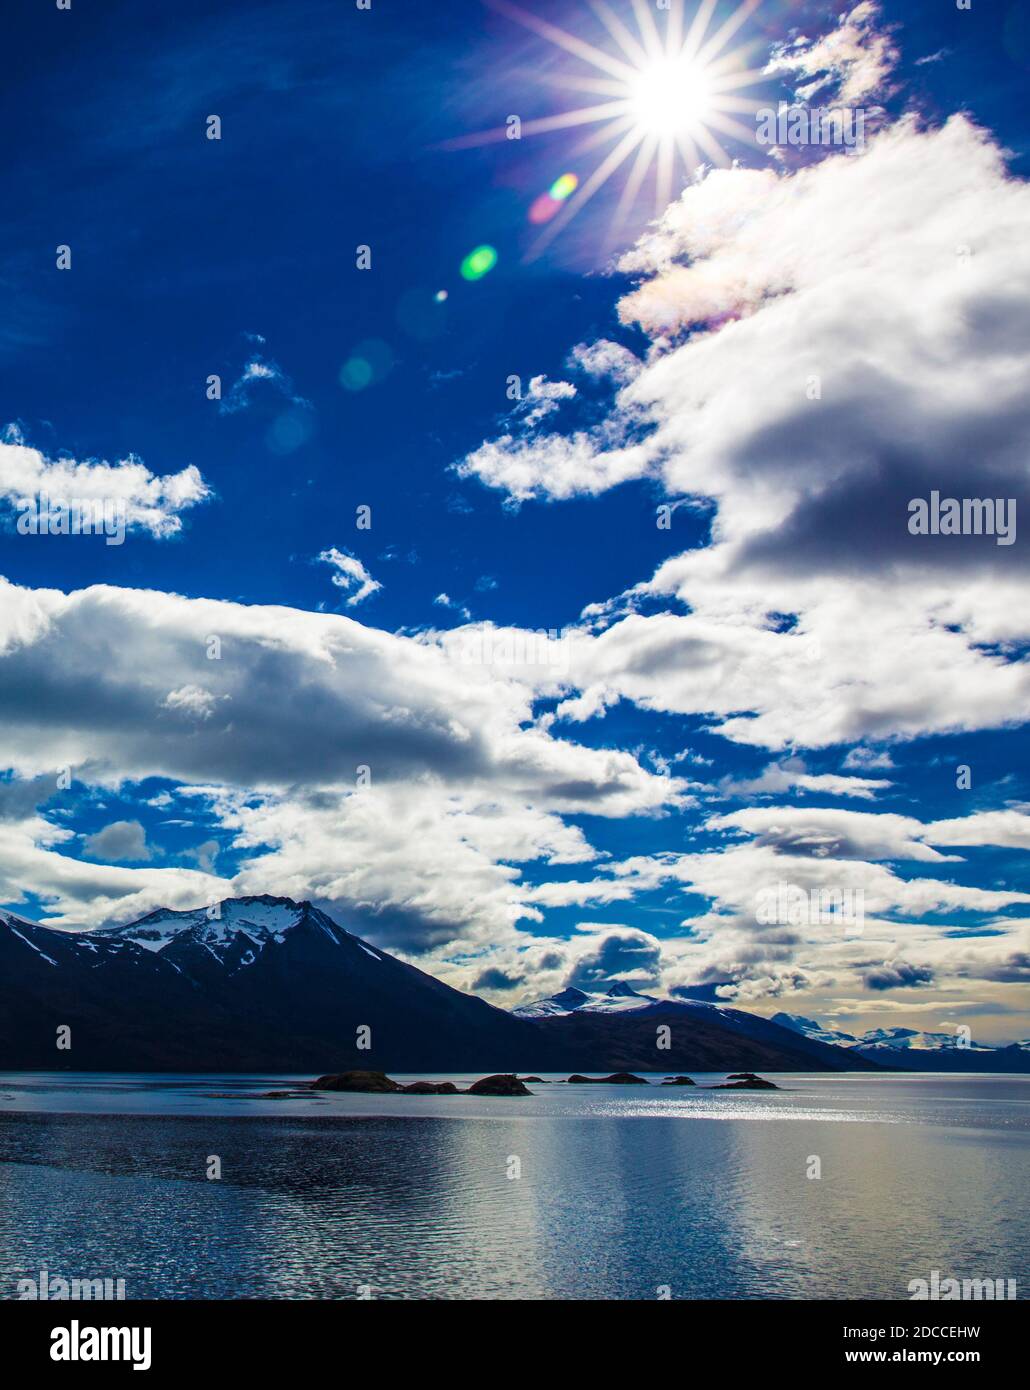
<box><xmin>443</xmin><ymin>0</ymin><xmax>769</xmax><ymax>256</ymax></box>
<box><xmin>530</xmin><ymin>172</ymin><xmax>579</xmax><ymax>224</ymax></box>
<box><xmin>339</xmin><ymin>338</ymin><xmax>394</xmax><ymax>391</ymax></box>
<box><xmin>397</xmin><ymin>288</ymin><xmax>447</xmax><ymax>341</ymax></box>
<box><xmin>529</xmin><ymin>193</ymin><xmax>559</xmax><ymax>224</ymax></box>
<box><xmin>460</xmin><ymin>245</ymin><xmax>498</xmax><ymax>280</ymax></box>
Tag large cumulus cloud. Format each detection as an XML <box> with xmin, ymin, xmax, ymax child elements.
<box><xmin>0</xmin><ymin>578</ymin><xmax>683</xmax><ymax>937</ymax></box>
<box><xmin>458</xmin><ymin>114</ymin><xmax>1030</xmax><ymax>751</ymax></box>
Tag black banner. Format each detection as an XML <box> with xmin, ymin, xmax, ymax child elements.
<box><xmin>2</xmin><ymin>1298</ymin><xmax>1019</xmax><ymax>1374</ymax></box>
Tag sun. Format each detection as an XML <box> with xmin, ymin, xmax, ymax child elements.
<box><xmin>628</xmin><ymin>56</ymin><xmax>714</xmax><ymax>135</ymax></box>
<box><xmin>442</xmin><ymin>0</ymin><xmax>768</xmax><ymax>255</ymax></box>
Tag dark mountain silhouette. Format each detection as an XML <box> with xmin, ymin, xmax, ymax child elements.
<box><xmin>514</xmin><ymin>984</ymin><xmax>884</xmax><ymax>1071</ymax></box>
<box><xmin>0</xmin><ymin>898</ymin><xmax>541</xmax><ymax>1071</ymax></box>
<box><xmin>2</xmin><ymin>896</ymin><xmax>880</xmax><ymax>1072</ymax></box>
<box><xmin>522</xmin><ymin>1001</ymin><xmax>882</xmax><ymax>1073</ymax></box>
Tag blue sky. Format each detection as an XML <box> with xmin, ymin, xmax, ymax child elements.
<box><xmin>1</xmin><ymin>0</ymin><xmax>1028</xmax><ymax>1040</ymax></box>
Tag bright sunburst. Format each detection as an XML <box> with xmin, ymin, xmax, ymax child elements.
<box><xmin>628</xmin><ymin>55</ymin><xmax>714</xmax><ymax>134</ymax></box>
<box><xmin>444</xmin><ymin>0</ymin><xmax>768</xmax><ymax>255</ymax></box>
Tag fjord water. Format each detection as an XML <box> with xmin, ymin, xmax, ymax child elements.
<box><xmin>1</xmin><ymin>1073</ymin><xmax>1026</xmax><ymax>1300</ymax></box>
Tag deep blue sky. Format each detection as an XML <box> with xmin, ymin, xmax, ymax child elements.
<box><xmin>2</xmin><ymin>0</ymin><xmax>1027</xmax><ymax>622</ymax></box>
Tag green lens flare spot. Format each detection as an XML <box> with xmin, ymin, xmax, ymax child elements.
<box><xmin>460</xmin><ymin>245</ymin><xmax>498</xmax><ymax>281</ymax></box>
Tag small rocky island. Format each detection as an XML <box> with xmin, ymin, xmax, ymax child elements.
<box><xmin>310</xmin><ymin>1070</ymin><xmax>532</xmax><ymax>1096</ymax></box>
<box><xmin>712</xmin><ymin>1072</ymin><xmax>780</xmax><ymax>1090</ymax></box>
<box><xmin>662</xmin><ymin>1075</ymin><xmax>697</xmax><ymax>1086</ymax></box>
<box><xmin>566</xmin><ymin>1072</ymin><xmax>649</xmax><ymax>1085</ymax></box>
<box><xmin>467</xmin><ymin>1074</ymin><xmax>532</xmax><ymax>1095</ymax></box>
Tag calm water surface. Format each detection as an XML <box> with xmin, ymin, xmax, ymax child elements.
<box><xmin>1</xmin><ymin>1072</ymin><xmax>1026</xmax><ymax>1300</ymax></box>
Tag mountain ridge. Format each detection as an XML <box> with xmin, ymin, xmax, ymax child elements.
<box><xmin>513</xmin><ymin>984</ymin><xmax>884</xmax><ymax>1072</ymax></box>
<box><xmin>0</xmin><ymin>895</ymin><xmax>948</xmax><ymax>1073</ymax></box>
<box><xmin>773</xmin><ymin>1011</ymin><xmax>1030</xmax><ymax>1072</ymax></box>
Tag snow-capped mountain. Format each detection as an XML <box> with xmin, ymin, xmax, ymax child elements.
<box><xmin>773</xmin><ymin>1013</ymin><xmax>996</xmax><ymax>1053</ymax></box>
<box><xmin>513</xmin><ymin>982</ymin><xmax>658</xmax><ymax>1018</ymax></box>
<box><xmin>770</xmin><ymin>1012</ymin><xmax>860</xmax><ymax>1047</ymax></box>
<box><xmin>772</xmin><ymin>1013</ymin><xmax>1030</xmax><ymax>1071</ymax></box>
<box><xmin>93</xmin><ymin>897</ymin><xmax>309</xmax><ymax>955</ymax></box>
<box><xmin>513</xmin><ymin>985</ymin><xmax>885</xmax><ymax>1071</ymax></box>
<box><xmin>0</xmin><ymin>895</ymin><xmax>535</xmax><ymax>1072</ymax></box>
<box><xmin>90</xmin><ymin>896</ymin><xmax>375</xmax><ymax>980</ymax></box>
<box><xmin>857</xmin><ymin>1026</ymin><xmax>985</xmax><ymax>1052</ymax></box>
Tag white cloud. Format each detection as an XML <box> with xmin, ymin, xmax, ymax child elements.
<box><xmin>455</xmin><ymin>335</ymin><xmax>652</xmax><ymax>504</ymax></box>
<box><xmin>706</xmin><ymin>804</ymin><xmax>1030</xmax><ymax>865</ymax></box>
<box><xmin>517</xmin><ymin>374</ymin><xmax>577</xmax><ymax>427</ymax></box>
<box><xmin>843</xmin><ymin>747</ymin><xmax>895</xmax><ymax>771</ymax></box>
<box><xmin>317</xmin><ymin>547</ymin><xmax>382</xmax><ymax>606</ymax></box>
<box><xmin>764</xmin><ymin>2</ymin><xmax>898</xmax><ymax>104</ymax></box>
<box><xmin>719</xmin><ymin>759</ymin><xmax>891</xmax><ymax>801</ymax></box>
<box><xmin>457</xmin><ymin>113</ymin><xmax>1030</xmax><ymax>751</ymax></box>
<box><xmin>162</xmin><ymin>685</ymin><xmax>220</xmax><ymax>719</ymax></box>
<box><xmin>456</xmin><ymin>428</ymin><xmax>651</xmax><ymax>505</ymax></box>
<box><xmin>923</xmin><ymin>809</ymin><xmax>1030</xmax><ymax>851</ymax></box>
<box><xmin>568</xmin><ymin>339</ymin><xmax>641</xmax><ymax>385</ymax></box>
<box><xmin>706</xmin><ymin>806</ymin><xmax>961</xmax><ymax>864</ymax></box>
<box><xmin>219</xmin><ymin>354</ymin><xmax>309</xmax><ymax>415</ymax></box>
<box><xmin>0</xmin><ymin>429</ymin><xmax>209</xmax><ymax>539</ymax></box>
<box><xmin>0</xmin><ymin>809</ymin><xmax>229</xmax><ymax>930</ymax></box>
<box><xmin>0</xmin><ymin>580</ymin><xmax>681</xmax><ymax>811</ymax></box>
<box><xmin>224</xmin><ymin>784</ymin><xmax>596</xmax><ymax>954</ymax></box>
<box><xmin>433</xmin><ymin>592</ymin><xmax>471</xmax><ymax>620</ymax></box>
<box><xmin>83</xmin><ymin>819</ymin><xmax>151</xmax><ymax>862</ymax></box>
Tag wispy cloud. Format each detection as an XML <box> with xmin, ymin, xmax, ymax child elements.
<box><xmin>318</xmin><ymin>548</ymin><xmax>382</xmax><ymax>607</ymax></box>
<box><xmin>219</xmin><ymin>353</ymin><xmax>310</xmax><ymax>416</ymax></box>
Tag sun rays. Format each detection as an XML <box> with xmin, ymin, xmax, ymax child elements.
<box><xmin>443</xmin><ymin>0</ymin><xmax>769</xmax><ymax>256</ymax></box>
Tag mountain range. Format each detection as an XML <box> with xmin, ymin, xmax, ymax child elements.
<box><xmin>2</xmin><ymin>896</ymin><xmax>1026</xmax><ymax>1072</ymax></box>
<box><xmin>772</xmin><ymin>1012</ymin><xmax>1030</xmax><ymax>1072</ymax></box>
<box><xmin>511</xmin><ymin>983</ymin><xmax>882</xmax><ymax>1073</ymax></box>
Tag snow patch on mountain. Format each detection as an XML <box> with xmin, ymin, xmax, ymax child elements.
<box><xmin>775</xmin><ymin>1012</ymin><xmax>1004</xmax><ymax>1053</ymax></box>
<box><xmin>514</xmin><ymin>982</ymin><xmax>660</xmax><ymax>1018</ymax></box>
<box><xmin>771</xmin><ymin>1012</ymin><xmax>859</xmax><ymax>1047</ymax></box>
<box><xmin>6</xmin><ymin>922</ymin><xmax>59</xmax><ymax>966</ymax></box>
<box><xmin>92</xmin><ymin>895</ymin><xmax>308</xmax><ymax>953</ymax></box>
